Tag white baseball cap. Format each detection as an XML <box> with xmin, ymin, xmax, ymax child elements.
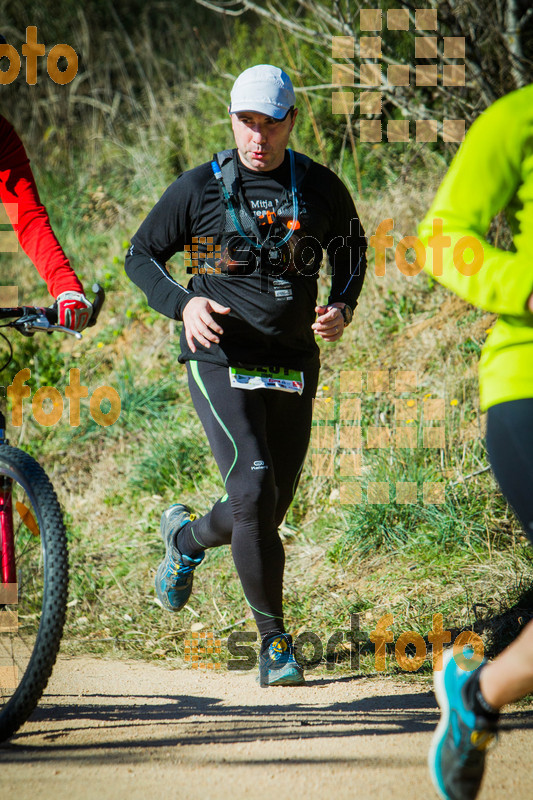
<box><xmin>229</xmin><ymin>65</ymin><xmax>296</xmax><ymax>119</ymax></box>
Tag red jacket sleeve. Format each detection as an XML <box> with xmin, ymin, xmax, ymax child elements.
<box><xmin>0</xmin><ymin>116</ymin><xmax>84</xmax><ymax>298</ymax></box>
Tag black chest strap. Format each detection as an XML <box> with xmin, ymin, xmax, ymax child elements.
<box><xmin>210</xmin><ymin>149</ymin><xmax>311</xmax><ymax>249</ymax></box>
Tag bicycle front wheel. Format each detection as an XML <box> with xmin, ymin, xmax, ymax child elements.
<box><xmin>0</xmin><ymin>445</ymin><xmax>68</xmax><ymax>742</ymax></box>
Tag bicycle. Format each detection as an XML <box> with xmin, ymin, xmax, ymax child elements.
<box><xmin>0</xmin><ymin>284</ymin><xmax>104</xmax><ymax>742</ymax></box>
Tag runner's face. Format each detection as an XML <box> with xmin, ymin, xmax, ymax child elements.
<box><xmin>230</xmin><ymin>109</ymin><xmax>297</xmax><ymax>171</ymax></box>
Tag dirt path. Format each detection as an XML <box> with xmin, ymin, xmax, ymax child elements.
<box><xmin>1</xmin><ymin>656</ymin><xmax>532</xmax><ymax>799</ymax></box>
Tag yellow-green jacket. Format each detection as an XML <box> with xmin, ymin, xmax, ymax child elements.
<box><xmin>418</xmin><ymin>84</ymin><xmax>533</xmax><ymax>411</ymax></box>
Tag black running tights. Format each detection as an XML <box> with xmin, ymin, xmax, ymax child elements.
<box><xmin>177</xmin><ymin>359</ymin><xmax>319</xmax><ymax>638</ymax></box>
<box><xmin>485</xmin><ymin>398</ymin><xmax>533</xmax><ymax>544</ymax></box>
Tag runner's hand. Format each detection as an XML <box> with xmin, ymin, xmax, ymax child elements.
<box><xmin>182</xmin><ymin>297</ymin><xmax>231</xmax><ymax>353</ymax></box>
<box><xmin>528</xmin><ymin>293</ymin><xmax>533</xmax><ymax>313</ymax></box>
<box><xmin>312</xmin><ymin>304</ymin><xmax>345</xmax><ymax>342</ymax></box>
<box><xmin>56</xmin><ymin>291</ymin><xmax>93</xmax><ymax>331</ymax></box>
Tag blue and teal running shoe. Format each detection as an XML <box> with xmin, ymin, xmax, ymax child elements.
<box><xmin>155</xmin><ymin>504</ymin><xmax>204</xmax><ymax>612</ymax></box>
<box><xmin>259</xmin><ymin>633</ymin><xmax>305</xmax><ymax>687</ymax></box>
<box><xmin>429</xmin><ymin>648</ymin><xmax>497</xmax><ymax>800</ymax></box>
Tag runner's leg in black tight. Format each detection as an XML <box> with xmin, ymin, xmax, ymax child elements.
<box><xmin>176</xmin><ymin>360</ymin><xmax>317</xmax><ymax>637</ymax></box>
<box><xmin>264</xmin><ymin>367</ymin><xmax>319</xmax><ymax>527</ymax></box>
<box><xmin>485</xmin><ymin>399</ymin><xmax>533</xmax><ymax>543</ymax></box>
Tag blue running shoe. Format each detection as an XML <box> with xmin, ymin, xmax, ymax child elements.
<box><xmin>429</xmin><ymin>648</ymin><xmax>497</xmax><ymax>800</ymax></box>
<box><xmin>155</xmin><ymin>504</ymin><xmax>204</xmax><ymax>612</ymax></box>
<box><xmin>259</xmin><ymin>633</ymin><xmax>305</xmax><ymax>687</ymax></box>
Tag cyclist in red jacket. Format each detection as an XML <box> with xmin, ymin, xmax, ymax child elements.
<box><xmin>0</xmin><ymin>45</ymin><xmax>91</xmax><ymax>330</ymax></box>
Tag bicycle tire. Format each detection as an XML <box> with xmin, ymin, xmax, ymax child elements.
<box><xmin>0</xmin><ymin>444</ymin><xmax>68</xmax><ymax>743</ymax></box>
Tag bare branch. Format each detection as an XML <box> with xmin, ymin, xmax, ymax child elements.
<box><xmin>504</xmin><ymin>0</ymin><xmax>528</xmax><ymax>88</ymax></box>
<box><xmin>194</xmin><ymin>0</ymin><xmax>523</xmax><ymax>133</ymax></box>
<box><xmin>194</xmin><ymin>0</ymin><xmax>246</xmax><ymax>16</ymax></box>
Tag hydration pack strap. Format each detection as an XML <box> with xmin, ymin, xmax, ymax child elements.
<box><xmin>211</xmin><ymin>150</ymin><xmax>261</xmax><ymax>245</ymax></box>
<box><xmin>211</xmin><ymin>149</ymin><xmax>310</xmax><ymax>250</ymax></box>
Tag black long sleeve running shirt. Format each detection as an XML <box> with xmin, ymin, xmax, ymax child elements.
<box><xmin>126</xmin><ymin>149</ymin><xmax>367</xmax><ymax>369</ymax></box>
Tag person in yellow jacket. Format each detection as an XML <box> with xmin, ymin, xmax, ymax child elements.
<box><xmin>418</xmin><ymin>84</ymin><xmax>533</xmax><ymax>800</ymax></box>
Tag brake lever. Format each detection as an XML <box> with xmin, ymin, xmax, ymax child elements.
<box><xmin>47</xmin><ymin>324</ymin><xmax>83</xmax><ymax>339</ymax></box>
<box><xmin>15</xmin><ymin>314</ymin><xmax>83</xmax><ymax>339</ymax></box>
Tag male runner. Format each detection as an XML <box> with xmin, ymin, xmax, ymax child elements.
<box><xmin>418</xmin><ymin>83</ymin><xmax>533</xmax><ymax>799</ymax></box>
<box><xmin>126</xmin><ymin>64</ymin><xmax>367</xmax><ymax>686</ymax></box>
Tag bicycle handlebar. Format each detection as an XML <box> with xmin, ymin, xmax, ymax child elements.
<box><xmin>0</xmin><ymin>283</ymin><xmax>105</xmax><ymax>338</ymax></box>
<box><xmin>88</xmin><ymin>283</ymin><xmax>105</xmax><ymax>328</ymax></box>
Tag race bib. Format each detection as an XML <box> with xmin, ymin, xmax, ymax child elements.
<box><xmin>229</xmin><ymin>366</ymin><xmax>304</xmax><ymax>394</ymax></box>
